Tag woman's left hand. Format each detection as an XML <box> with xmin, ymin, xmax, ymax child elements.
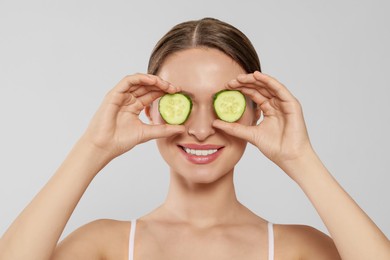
<box><xmin>213</xmin><ymin>71</ymin><xmax>313</xmax><ymax>173</ymax></box>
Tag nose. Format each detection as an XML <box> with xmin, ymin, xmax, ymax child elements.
<box><xmin>186</xmin><ymin>104</ymin><xmax>216</xmax><ymax>141</ymax></box>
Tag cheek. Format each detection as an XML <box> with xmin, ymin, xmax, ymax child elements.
<box><xmin>155</xmin><ymin>138</ymin><xmax>166</xmax><ymax>155</ymax></box>
<box><xmin>155</xmin><ymin>138</ymin><xmax>171</xmax><ymax>164</ymax></box>
<box><xmin>155</xmin><ymin>137</ymin><xmax>184</xmax><ymax>174</ymax></box>
<box><xmin>232</xmin><ymin>136</ymin><xmax>248</xmax><ymax>154</ymax></box>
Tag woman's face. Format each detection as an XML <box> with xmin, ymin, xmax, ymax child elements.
<box><xmin>147</xmin><ymin>48</ymin><xmax>258</xmax><ymax>184</ymax></box>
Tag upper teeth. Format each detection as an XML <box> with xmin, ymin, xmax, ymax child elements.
<box><xmin>184</xmin><ymin>148</ymin><xmax>218</xmax><ymax>156</ymax></box>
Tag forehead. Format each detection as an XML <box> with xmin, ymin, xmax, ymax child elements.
<box><xmin>157</xmin><ymin>48</ymin><xmax>245</xmax><ymax>96</ymax></box>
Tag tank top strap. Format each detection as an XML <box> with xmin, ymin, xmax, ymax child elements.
<box><xmin>128</xmin><ymin>219</ymin><xmax>137</xmax><ymax>260</ymax></box>
<box><xmin>267</xmin><ymin>222</ymin><xmax>274</xmax><ymax>260</ymax></box>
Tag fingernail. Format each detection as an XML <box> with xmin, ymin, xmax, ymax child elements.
<box><xmin>170</xmin><ymin>84</ymin><xmax>180</xmax><ymax>92</ymax></box>
<box><xmin>227</xmin><ymin>79</ymin><xmax>238</xmax><ymax>87</ymax></box>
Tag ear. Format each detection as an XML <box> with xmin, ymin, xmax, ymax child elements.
<box><xmin>145</xmin><ymin>104</ymin><xmax>153</xmax><ymax>124</ymax></box>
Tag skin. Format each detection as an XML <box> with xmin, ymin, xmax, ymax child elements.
<box><xmin>0</xmin><ymin>47</ymin><xmax>389</xmax><ymax>260</ymax></box>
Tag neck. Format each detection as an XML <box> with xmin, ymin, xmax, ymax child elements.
<box><xmin>160</xmin><ymin>169</ymin><xmax>243</xmax><ymax>227</ymax></box>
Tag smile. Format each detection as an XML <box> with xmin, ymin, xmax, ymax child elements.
<box><xmin>178</xmin><ymin>144</ymin><xmax>224</xmax><ymax>164</ymax></box>
<box><xmin>183</xmin><ymin>148</ymin><xmax>218</xmax><ymax>156</ymax></box>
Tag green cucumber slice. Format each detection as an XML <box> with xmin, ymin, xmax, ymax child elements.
<box><xmin>158</xmin><ymin>93</ymin><xmax>192</xmax><ymax>125</ymax></box>
<box><xmin>213</xmin><ymin>90</ymin><xmax>246</xmax><ymax>122</ymax></box>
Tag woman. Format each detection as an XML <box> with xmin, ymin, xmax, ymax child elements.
<box><xmin>0</xmin><ymin>17</ymin><xmax>389</xmax><ymax>260</ymax></box>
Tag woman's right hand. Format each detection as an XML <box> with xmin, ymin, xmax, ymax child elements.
<box><xmin>81</xmin><ymin>73</ymin><xmax>185</xmax><ymax>160</ymax></box>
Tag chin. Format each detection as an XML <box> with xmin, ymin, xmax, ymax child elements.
<box><xmin>171</xmin><ymin>165</ymin><xmax>234</xmax><ymax>185</ymax></box>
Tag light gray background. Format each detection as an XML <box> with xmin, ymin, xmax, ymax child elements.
<box><xmin>1</xmin><ymin>0</ymin><xmax>389</xmax><ymax>239</ymax></box>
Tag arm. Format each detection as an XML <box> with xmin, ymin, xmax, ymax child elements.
<box><xmin>278</xmin><ymin>224</ymin><xmax>341</xmax><ymax>260</ymax></box>
<box><xmin>0</xmin><ymin>74</ymin><xmax>184</xmax><ymax>260</ymax></box>
<box><xmin>51</xmin><ymin>219</ymin><xmax>130</xmax><ymax>260</ymax></box>
<box><xmin>213</xmin><ymin>71</ymin><xmax>390</xmax><ymax>260</ymax></box>
<box><xmin>0</xmin><ymin>141</ymin><xmax>109</xmax><ymax>260</ymax></box>
<box><xmin>286</xmin><ymin>149</ymin><xmax>390</xmax><ymax>260</ymax></box>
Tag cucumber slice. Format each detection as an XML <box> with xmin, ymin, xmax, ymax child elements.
<box><xmin>213</xmin><ymin>90</ymin><xmax>246</xmax><ymax>122</ymax></box>
<box><xmin>158</xmin><ymin>93</ymin><xmax>192</xmax><ymax>125</ymax></box>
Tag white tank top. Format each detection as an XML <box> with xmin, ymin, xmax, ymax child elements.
<box><xmin>128</xmin><ymin>219</ymin><xmax>274</xmax><ymax>260</ymax></box>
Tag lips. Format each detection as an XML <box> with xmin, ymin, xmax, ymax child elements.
<box><xmin>178</xmin><ymin>143</ymin><xmax>224</xmax><ymax>164</ymax></box>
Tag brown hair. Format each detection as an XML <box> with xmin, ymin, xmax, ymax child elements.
<box><xmin>147</xmin><ymin>17</ymin><xmax>261</xmax><ymax>75</ymax></box>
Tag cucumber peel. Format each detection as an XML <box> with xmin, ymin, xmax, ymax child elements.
<box><xmin>213</xmin><ymin>90</ymin><xmax>246</xmax><ymax>122</ymax></box>
<box><xmin>158</xmin><ymin>93</ymin><xmax>192</xmax><ymax>125</ymax></box>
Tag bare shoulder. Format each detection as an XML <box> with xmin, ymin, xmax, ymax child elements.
<box><xmin>274</xmin><ymin>224</ymin><xmax>341</xmax><ymax>260</ymax></box>
<box><xmin>52</xmin><ymin>219</ymin><xmax>130</xmax><ymax>260</ymax></box>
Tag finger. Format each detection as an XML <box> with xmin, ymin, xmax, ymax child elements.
<box><xmin>119</xmin><ymin>90</ymin><xmax>164</xmax><ymax>115</ymax></box>
<box><xmin>130</xmin><ymin>85</ymin><xmax>163</xmax><ymax>97</ymax></box>
<box><xmin>235</xmin><ymin>87</ymin><xmax>269</xmax><ymax>106</ymax></box>
<box><xmin>115</xmin><ymin>74</ymin><xmax>179</xmax><ymax>94</ymax></box>
<box><xmin>127</xmin><ymin>78</ymin><xmax>174</xmax><ymax>94</ymax></box>
<box><xmin>104</xmin><ymin>90</ymin><xmax>136</xmax><ymax>109</ymax></box>
<box><xmin>236</xmin><ymin>73</ymin><xmax>266</xmax><ymax>87</ymax></box>
<box><xmin>148</xmin><ymin>74</ymin><xmax>180</xmax><ymax>93</ymax></box>
<box><xmin>252</xmin><ymin>71</ymin><xmax>294</xmax><ymax>101</ymax></box>
<box><xmin>141</xmin><ymin>124</ymin><xmax>185</xmax><ymax>143</ymax></box>
<box><xmin>212</xmin><ymin>120</ymin><xmax>255</xmax><ymax>143</ymax></box>
<box><xmin>137</xmin><ymin>90</ymin><xmax>165</xmax><ymax>107</ymax></box>
<box><xmin>115</xmin><ymin>74</ymin><xmax>157</xmax><ymax>93</ymax></box>
<box><xmin>259</xmin><ymin>99</ymin><xmax>277</xmax><ymax>117</ymax></box>
<box><xmin>228</xmin><ymin>72</ymin><xmax>294</xmax><ymax>101</ymax></box>
<box><xmin>226</xmin><ymin>78</ymin><xmax>273</xmax><ymax>99</ymax></box>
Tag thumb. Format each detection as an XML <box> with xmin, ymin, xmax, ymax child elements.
<box><xmin>141</xmin><ymin>124</ymin><xmax>185</xmax><ymax>142</ymax></box>
<box><xmin>212</xmin><ymin>120</ymin><xmax>255</xmax><ymax>143</ymax></box>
